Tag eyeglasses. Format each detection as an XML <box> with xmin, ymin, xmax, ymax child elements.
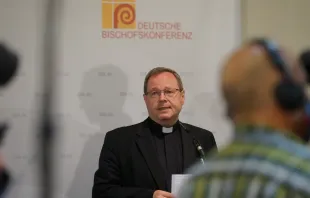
<box><xmin>145</xmin><ymin>88</ymin><xmax>181</xmax><ymax>99</ymax></box>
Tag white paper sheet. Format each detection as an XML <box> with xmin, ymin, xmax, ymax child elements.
<box><xmin>171</xmin><ymin>174</ymin><xmax>191</xmax><ymax>195</ymax></box>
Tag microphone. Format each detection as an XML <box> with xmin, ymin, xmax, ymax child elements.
<box><xmin>0</xmin><ymin>43</ymin><xmax>19</xmax><ymax>87</ymax></box>
<box><xmin>192</xmin><ymin>138</ymin><xmax>206</xmax><ymax>164</ymax></box>
<box><xmin>179</xmin><ymin>122</ymin><xmax>206</xmax><ymax>164</ymax></box>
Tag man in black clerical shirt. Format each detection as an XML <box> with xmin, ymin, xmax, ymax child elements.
<box><xmin>148</xmin><ymin>117</ymin><xmax>183</xmax><ymax>192</ymax></box>
<box><xmin>92</xmin><ymin>67</ymin><xmax>217</xmax><ymax>198</ymax></box>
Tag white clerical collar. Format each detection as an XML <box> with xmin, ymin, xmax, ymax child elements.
<box><xmin>162</xmin><ymin>127</ymin><xmax>173</xmax><ymax>133</ymax></box>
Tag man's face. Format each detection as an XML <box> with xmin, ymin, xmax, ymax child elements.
<box><xmin>143</xmin><ymin>72</ymin><xmax>185</xmax><ymax>126</ymax></box>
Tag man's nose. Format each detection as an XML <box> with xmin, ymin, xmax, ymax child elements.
<box><xmin>159</xmin><ymin>92</ymin><xmax>167</xmax><ymax>101</ymax></box>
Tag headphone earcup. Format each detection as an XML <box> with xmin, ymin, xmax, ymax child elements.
<box><xmin>275</xmin><ymin>81</ymin><xmax>306</xmax><ymax>111</ymax></box>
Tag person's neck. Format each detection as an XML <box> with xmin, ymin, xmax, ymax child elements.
<box><xmin>233</xmin><ymin>111</ymin><xmax>293</xmax><ymax>133</ymax></box>
<box><xmin>150</xmin><ymin>116</ymin><xmax>178</xmax><ymax>127</ymax></box>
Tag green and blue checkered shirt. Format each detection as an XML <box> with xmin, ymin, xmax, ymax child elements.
<box><xmin>177</xmin><ymin>125</ymin><xmax>310</xmax><ymax>198</ymax></box>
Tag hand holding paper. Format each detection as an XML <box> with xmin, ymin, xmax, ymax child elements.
<box><xmin>153</xmin><ymin>190</ymin><xmax>174</xmax><ymax>198</ymax></box>
<box><xmin>171</xmin><ymin>174</ymin><xmax>191</xmax><ymax>196</ymax></box>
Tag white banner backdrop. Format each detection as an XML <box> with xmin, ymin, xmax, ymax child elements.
<box><xmin>0</xmin><ymin>0</ymin><xmax>240</xmax><ymax>197</ymax></box>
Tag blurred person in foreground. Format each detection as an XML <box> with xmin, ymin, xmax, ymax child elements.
<box><xmin>92</xmin><ymin>67</ymin><xmax>217</xmax><ymax>198</ymax></box>
<box><xmin>0</xmin><ymin>43</ymin><xmax>19</xmax><ymax>197</ymax></box>
<box><xmin>177</xmin><ymin>38</ymin><xmax>310</xmax><ymax>198</ymax></box>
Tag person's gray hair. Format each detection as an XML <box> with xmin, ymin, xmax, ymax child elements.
<box><xmin>143</xmin><ymin>67</ymin><xmax>184</xmax><ymax>94</ymax></box>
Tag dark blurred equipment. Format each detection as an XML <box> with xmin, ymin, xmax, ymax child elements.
<box><xmin>0</xmin><ymin>123</ymin><xmax>8</xmax><ymax>146</ymax></box>
<box><xmin>0</xmin><ymin>0</ymin><xmax>61</xmax><ymax>197</ymax></box>
<box><xmin>300</xmin><ymin>49</ymin><xmax>310</xmax><ymax>83</ymax></box>
<box><xmin>0</xmin><ymin>43</ymin><xmax>18</xmax><ymax>146</ymax></box>
<box><xmin>0</xmin><ymin>43</ymin><xmax>19</xmax><ymax>197</ymax></box>
<box><xmin>38</xmin><ymin>0</ymin><xmax>62</xmax><ymax>198</ymax></box>
<box><xmin>0</xmin><ymin>123</ymin><xmax>10</xmax><ymax>197</ymax></box>
<box><xmin>0</xmin><ymin>167</ymin><xmax>10</xmax><ymax>196</ymax></box>
<box><xmin>0</xmin><ymin>43</ymin><xmax>19</xmax><ymax>87</ymax></box>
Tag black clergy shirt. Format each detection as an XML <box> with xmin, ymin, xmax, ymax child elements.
<box><xmin>147</xmin><ymin>117</ymin><xmax>183</xmax><ymax>192</ymax></box>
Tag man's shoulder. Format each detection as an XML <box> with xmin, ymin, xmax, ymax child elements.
<box><xmin>105</xmin><ymin>121</ymin><xmax>143</xmax><ymax>139</ymax></box>
<box><xmin>102</xmin><ymin>122</ymin><xmax>145</xmax><ymax>150</ymax></box>
<box><xmin>182</xmin><ymin>122</ymin><xmax>213</xmax><ymax>136</ymax></box>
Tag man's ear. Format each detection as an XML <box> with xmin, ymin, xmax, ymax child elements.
<box><xmin>181</xmin><ymin>90</ymin><xmax>185</xmax><ymax>104</ymax></box>
<box><xmin>143</xmin><ymin>94</ymin><xmax>147</xmax><ymax>102</ymax></box>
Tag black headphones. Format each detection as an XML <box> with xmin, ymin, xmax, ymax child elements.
<box><xmin>251</xmin><ymin>38</ymin><xmax>307</xmax><ymax>111</ymax></box>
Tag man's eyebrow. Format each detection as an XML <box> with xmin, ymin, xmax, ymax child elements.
<box><xmin>148</xmin><ymin>88</ymin><xmax>159</xmax><ymax>92</ymax></box>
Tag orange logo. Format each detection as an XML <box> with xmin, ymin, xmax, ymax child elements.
<box><xmin>102</xmin><ymin>0</ymin><xmax>136</xmax><ymax>29</ymax></box>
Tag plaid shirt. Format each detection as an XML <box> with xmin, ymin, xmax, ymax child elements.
<box><xmin>177</xmin><ymin>126</ymin><xmax>310</xmax><ymax>198</ymax></box>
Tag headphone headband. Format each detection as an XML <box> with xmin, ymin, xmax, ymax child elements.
<box><xmin>251</xmin><ymin>38</ymin><xmax>291</xmax><ymax>78</ymax></box>
<box><xmin>250</xmin><ymin>38</ymin><xmax>306</xmax><ymax>111</ymax></box>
